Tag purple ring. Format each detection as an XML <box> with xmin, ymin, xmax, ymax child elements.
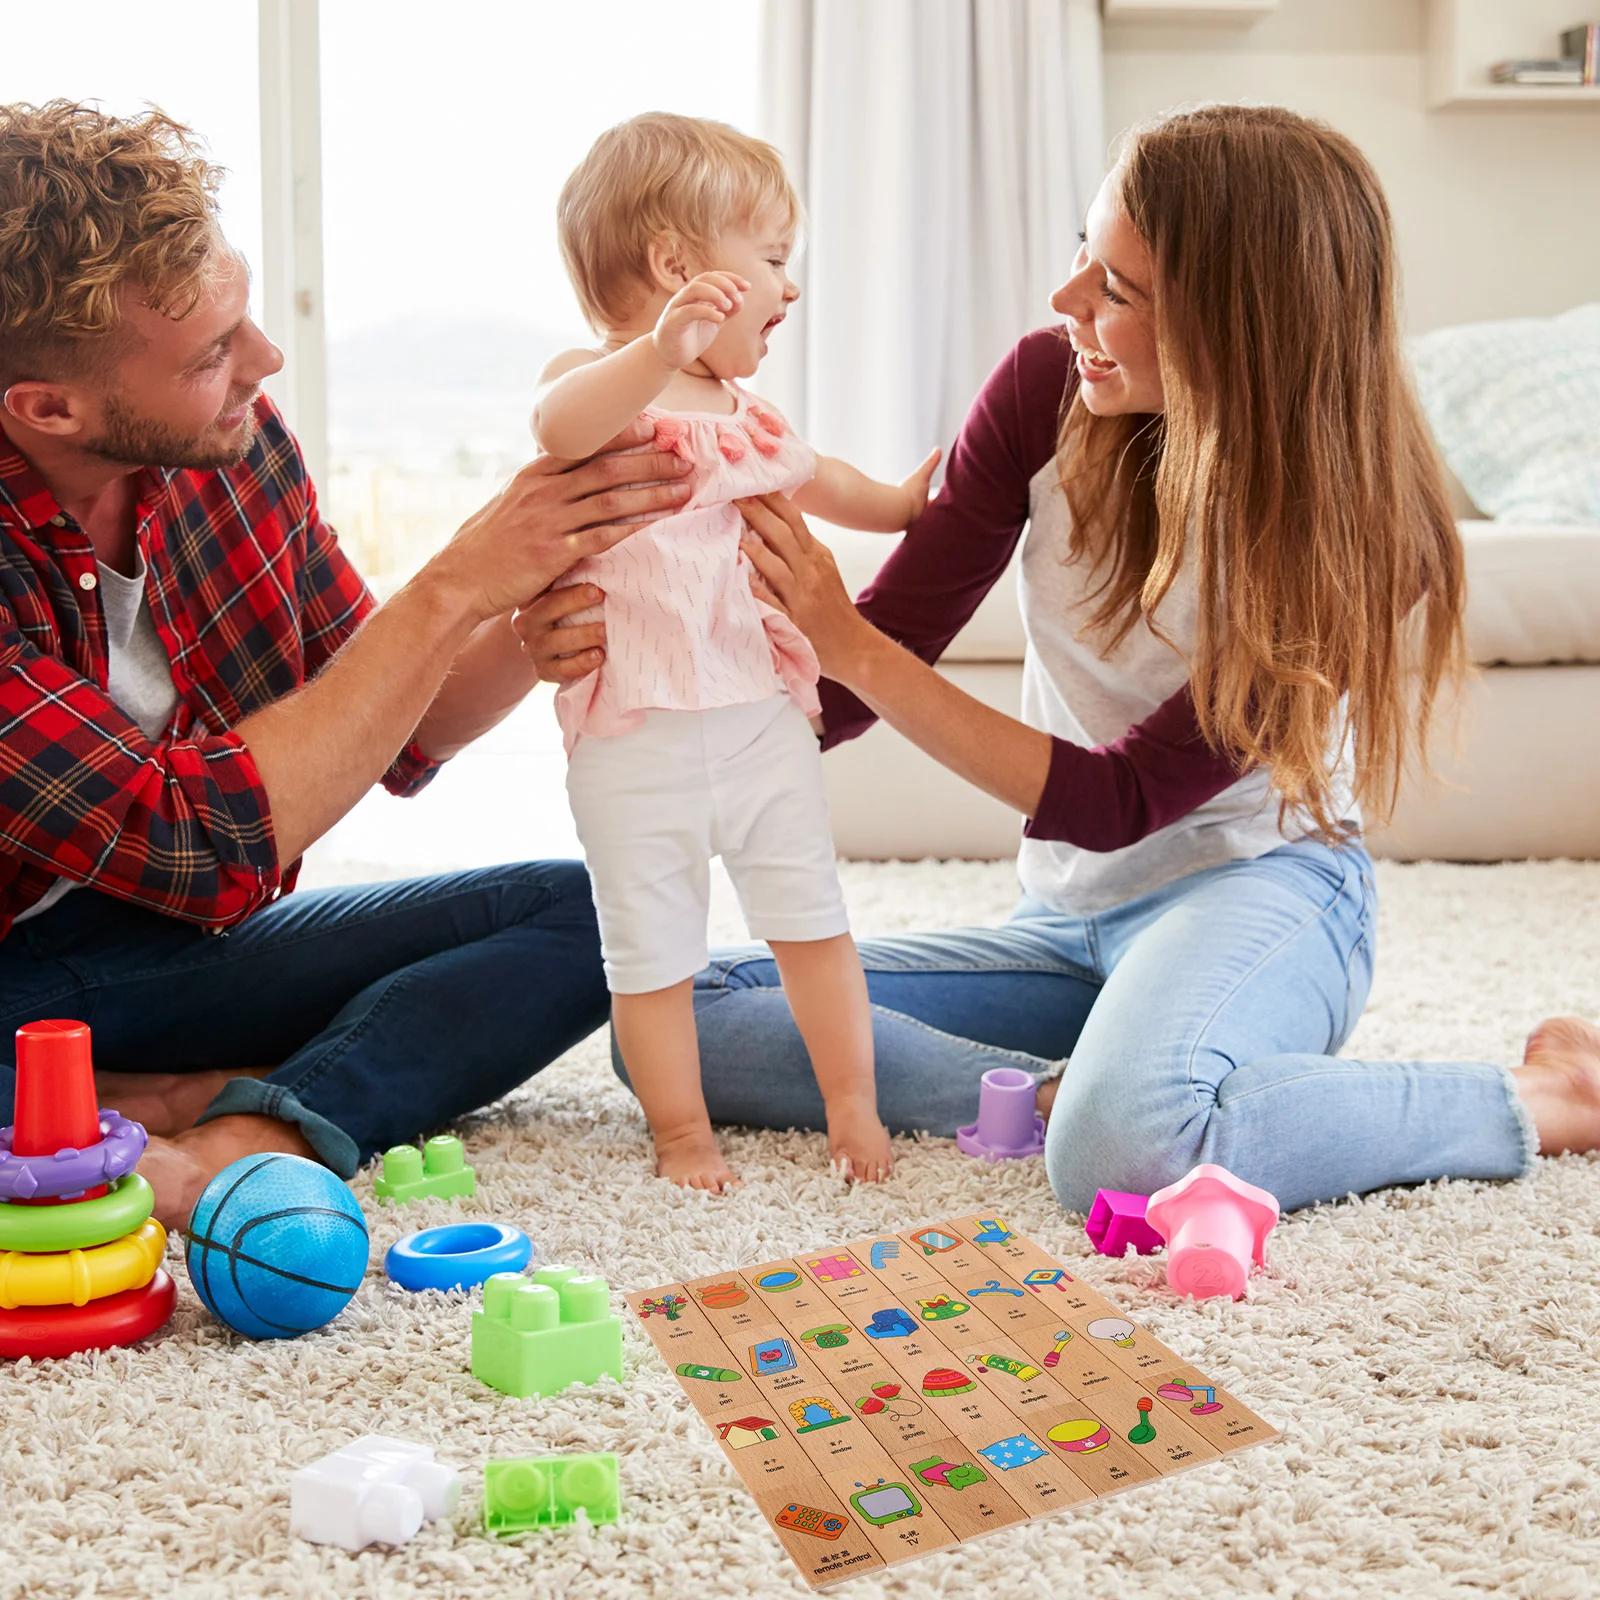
<box><xmin>0</xmin><ymin>1110</ymin><xmax>149</xmax><ymax>1201</ymax></box>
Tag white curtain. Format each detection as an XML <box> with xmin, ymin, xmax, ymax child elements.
<box><xmin>757</xmin><ymin>0</ymin><xmax>1104</xmax><ymax>484</ymax></box>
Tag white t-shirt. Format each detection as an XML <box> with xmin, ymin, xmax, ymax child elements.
<box><xmin>1015</xmin><ymin>462</ymin><xmax>1360</xmax><ymax>914</ymax></box>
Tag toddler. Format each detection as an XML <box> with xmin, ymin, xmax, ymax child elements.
<box><xmin>531</xmin><ymin>113</ymin><xmax>938</xmax><ymax>1192</ymax></box>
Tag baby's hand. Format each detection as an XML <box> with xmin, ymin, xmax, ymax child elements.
<box><xmin>899</xmin><ymin>447</ymin><xmax>942</xmax><ymax>527</ymax></box>
<box><xmin>653</xmin><ymin>272</ymin><xmax>749</xmax><ymax>370</ymax></box>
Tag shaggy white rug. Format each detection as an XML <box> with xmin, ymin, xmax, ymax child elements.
<box><xmin>2</xmin><ymin>859</ymin><xmax>1598</xmax><ymax>1600</ymax></box>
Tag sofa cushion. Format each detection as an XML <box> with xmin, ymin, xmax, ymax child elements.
<box><xmin>1459</xmin><ymin>520</ymin><xmax>1600</xmax><ymax>665</ymax></box>
<box><xmin>1409</xmin><ymin>304</ymin><xmax>1600</xmax><ymax>524</ymax></box>
<box><xmin>827</xmin><ymin>525</ymin><xmax>1024</xmax><ymax>662</ymax></box>
<box><xmin>826</xmin><ymin>518</ymin><xmax>1600</xmax><ymax>668</ymax></box>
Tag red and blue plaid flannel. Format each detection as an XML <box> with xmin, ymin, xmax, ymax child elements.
<box><xmin>0</xmin><ymin>395</ymin><xmax>438</xmax><ymax>941</ymax></box>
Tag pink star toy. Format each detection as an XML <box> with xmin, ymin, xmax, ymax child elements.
<box><xmin>1144</xmin><ymin>1163</ymin><xmax>1280</xmax><ymax>1301</ymax></box>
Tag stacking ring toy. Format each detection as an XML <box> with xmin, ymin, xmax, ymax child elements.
<box><xmin>0</xmin><ymin>1109</ymin><xmax>148</xmax><ymax>1201</ymax></box>
<box><xmin>0</xmin><ymin>1218</ymin><xmax>166</xmax><ymax>1309</ymax></box>
<box><xmin>0</xmin><ymin>1173</ymin><xmax>155</xmax><ymax>1253</ymax></box>
<box><xmin>384</xmin><ymin>1223</ymin><xmax>532</xmax><ymax>1293</ymax></box>
<box><xmin>0</xmin><ymin>1269</ymin><xmax>177</xmax><ymax>1360</ymax></box>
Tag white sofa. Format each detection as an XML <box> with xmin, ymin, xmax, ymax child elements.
<box><xmin>821</xmin><ymin>519</ymin><xmax>1600</xmax><ymax>862</ymax></box>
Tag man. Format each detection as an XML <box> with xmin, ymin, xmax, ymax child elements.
<box><xmin>0</xmin><ymin>102</ymin><xmax>689</xmax><ymax>1224</ymax></box>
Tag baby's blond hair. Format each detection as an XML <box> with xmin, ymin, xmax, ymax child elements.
<box><xmin>558</xmin><ymin>112</ymin><xmax>801</xmax><ymax>332</ymax></box>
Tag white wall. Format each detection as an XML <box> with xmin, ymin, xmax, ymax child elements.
<box><xmin>1102</xmin><ymin>0</ymin><xmax>1600</xmax><ymax>333</ymax></box>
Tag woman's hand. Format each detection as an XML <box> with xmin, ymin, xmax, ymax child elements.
<box><xmin>744</xmin><ymin>493</ymin><xmax>1053</xmax><ymax>820</ymax></box>
<box><xmin>736</xmin><ymin>493</ymin><xmax>878</xmax><ymax>683</ymax></box>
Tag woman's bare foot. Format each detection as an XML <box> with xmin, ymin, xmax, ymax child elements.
<box><xmin>141</xmin><ymin>1113</ymin><xmax>318</xmax><ymax>1229</ymax></box>
<box><xmin>654</xmin><ymin>1127</ymin><xmax>738</xmax><ymax>1193</ymax></box>
<box><xmin>1512</xmin><ymin>1017</ymin><xmax>1600</xmax><ymax>1156</ymax></box>
<box><xmin>93</xmin><ymin>1068</ymin><xmax>275</xmax><ymax>1138</ymax></box>
<box><xmin>827</xmin><ymin>1096</ymin><xmax>893</xmax><ymax>1183</ymax></box>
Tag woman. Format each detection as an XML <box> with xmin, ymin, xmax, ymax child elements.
<box><xmin>524</xmin><ymin>105</ymin><xmax>1600</xmax><ymax>1212</ymax></box>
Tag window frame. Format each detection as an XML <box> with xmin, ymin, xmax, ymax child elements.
<box><xmin>257</xmin><ymin>0</ymin><xmax>328</xmax><ymax>488</ymax></box>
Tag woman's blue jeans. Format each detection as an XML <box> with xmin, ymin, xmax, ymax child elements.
<box><xmin>674</xmin><ymin>839</ymin><xmax>1536</xmax><ymax>1213</ymax></box>
<box><xmin>0</xmin><ymin>862</ymin><xmax>610</xmax><ymax>1177</ymax></box>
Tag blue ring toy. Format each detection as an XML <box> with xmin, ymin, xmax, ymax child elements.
<box><xmin>384</xmin><ymin>1223</ymin><xmax>533</xmax><ymax>1292</ymax></box>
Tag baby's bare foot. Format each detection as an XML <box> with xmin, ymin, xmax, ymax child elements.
<box><xmin>654</xmin><ymin>1127</ymin><xmax>738</xmax><ymax>1193</ymax></box>
<box><xmin>1514</xmin><ymin>1017</ymin><xmax>1600</xmax><ymax>1155</ymax></box>
<box><xmin>827</xmin><ymin>1098</ymin><xmax>893</xmax><ymax>1183</ymax></box>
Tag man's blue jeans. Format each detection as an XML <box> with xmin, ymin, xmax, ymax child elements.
<box><xmin>676</xmin><ymin>839</ymin><xmax>1536</xmax><ymax>1213</ymax></box>
<box><xmin>0</xmin><ymin>862</ymin><xmax>610</xmax><ymax>1176</ymax></box>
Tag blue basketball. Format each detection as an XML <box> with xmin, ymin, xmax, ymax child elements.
<box><xmin>184</xmin><ymin>1154</ymin><xmax>369</xmax><ymax>1340</ymax></box>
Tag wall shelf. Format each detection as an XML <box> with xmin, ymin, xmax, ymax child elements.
<box><xmin>1426</xmin><ymin>0</ymin><xmax>1600</xmax><ymax>110</ymax></box>
<box><xmin>1102</xmin><ymin>0</ymin><xmax>1277</xmax><ymax>22</ymax></box>
<box><xmin>1439</xmin><ymin>87</ymin><xmax>1600</xmax><ymax>106</ymax></box>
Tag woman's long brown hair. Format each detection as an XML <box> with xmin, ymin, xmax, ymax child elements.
<box><xmin>1061</xmin><ymin>105</ymin><xmax>1465</xmax><ymax>837</ymax></box>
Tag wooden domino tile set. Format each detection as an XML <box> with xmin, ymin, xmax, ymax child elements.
<box><xmin>629</xmin><ymin>1215</ymin><xmax>1278</xmax><ymax>1588</ymax></box>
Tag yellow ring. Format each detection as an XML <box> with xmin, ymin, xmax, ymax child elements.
<box><xmin>0</xmin><ymin>1219</ymin><xmax>167</xmax><ymax>1309</ymax></box>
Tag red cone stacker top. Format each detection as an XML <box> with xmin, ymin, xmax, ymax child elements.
<box><xmin>13</xmin><ymin>1020</ymin><xmax>105</xmax><ymax>1203</ymax></box>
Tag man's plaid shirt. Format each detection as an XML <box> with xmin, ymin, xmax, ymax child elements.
<box><xmin>0</xmin><ymin>396</ymin><xmax>438</xmax><ymax>942</ymax></box>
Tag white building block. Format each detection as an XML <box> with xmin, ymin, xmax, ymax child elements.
<box><xmin>289</xmin><ymin>1435</ymin><xmax>461</xmax><ymax>1552</ymax></box>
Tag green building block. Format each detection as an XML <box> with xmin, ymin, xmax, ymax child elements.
<box><xmin>470</xmin><ymin>1265</ymin><xmax>623</xmax><ymax>1398</ymax></box>
<box><xmin>374</xmin><ymin>1135</ymin><xmax>477</xmax><ymax>1203</ymax></box>
<box><xmin>483</xmin><ymin>1451</ymin><xmax>620</xmax><ymax>1535</ymax></box>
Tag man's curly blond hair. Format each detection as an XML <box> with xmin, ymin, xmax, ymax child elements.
<box><xmin>558</xmin><ymin>112</ymin><xmax>801</xmax><ymax>332</ymax></box>
<box><xmin>0</xmin><ymin>100</ymin><xmax>225</xmax><ymax>384</ymax></box>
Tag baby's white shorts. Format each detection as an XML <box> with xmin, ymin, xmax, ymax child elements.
<box><xmin>565</xmin><ymin>694</ymin><xmax>850</xmax><ymax>994</ymax></box>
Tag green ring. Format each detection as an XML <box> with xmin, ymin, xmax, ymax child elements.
<box><xmin>0</xmin><ymin>1173</ymin><xmax>156</xmax><ymax>1253</ymax></box>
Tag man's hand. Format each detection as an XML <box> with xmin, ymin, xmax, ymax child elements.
<box><xmin>652</xmin><ymin>272</ymin><xmax>748</xmax><ymax>370</ymax></box>
<box><xmin>513</xmin><ymin>583</ymin><xmax>610</xmax><ymax>683</ymax></box>
<box><xmin>238</xmin><ymin>420</ymin><xmax>690</xmax><ymax>866</ymax></box>
<box><xmin>425</xmin><ymin>418</ymin><xmax>692</xmax><ymax>624</ymax></box>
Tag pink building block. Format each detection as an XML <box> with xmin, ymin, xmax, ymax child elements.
<box><xmin>1084</xmin><ymin>1190</ymin><xmax>1164</xmax><ymax>1257</ymax></box>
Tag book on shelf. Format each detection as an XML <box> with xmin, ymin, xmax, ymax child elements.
<box><xmin>1489</xmin><ymin>58</ymin><xmax>1585</xmax><ymax>85</ymax></box>
<box><xmin>1559</xmin><ymin>23</ymin><xmax>1599</xmax><ymax>85</ymax></box>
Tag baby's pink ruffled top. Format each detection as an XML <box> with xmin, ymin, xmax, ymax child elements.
<box><xmin>554</xmin><ymin>384</ymin><xmax>821</xmax><ymax>753</ymax></box>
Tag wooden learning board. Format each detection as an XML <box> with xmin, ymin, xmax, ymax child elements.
<box><xmin>629</xmin><ymin>1214</ymin><xmax>1278</xmax><ymax>1588</ymax></box>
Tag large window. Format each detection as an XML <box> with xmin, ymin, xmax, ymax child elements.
<box><xmin>0</xmin><ymin>5</ymin><xmax>262</xmax><ymax>307</ymax></box>
<box><xmin>318</xmin><ymin>0</ymin><xmax>761</xmax><ymax>588</ymax></box>
<box><xmin>3</xmin><ymin>5</ymin><xmax>765</xmax><ymax>871</ymax></box>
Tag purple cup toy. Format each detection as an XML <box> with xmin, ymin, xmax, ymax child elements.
<box><xmin>956</xmin><ymin>1067</ymin><xmax>1046</xmax><ymax>1161</ymax></box>
<box><xmin>0</xmin><ymin>1109</ymin><xmax>149</xmax><ymax>1201</ymax></box>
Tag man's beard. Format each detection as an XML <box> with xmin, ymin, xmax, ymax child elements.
<box><xmin>85</xmin><ymin>389</ymin><xmax>259</xmax><ymax>471</ymax></box>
